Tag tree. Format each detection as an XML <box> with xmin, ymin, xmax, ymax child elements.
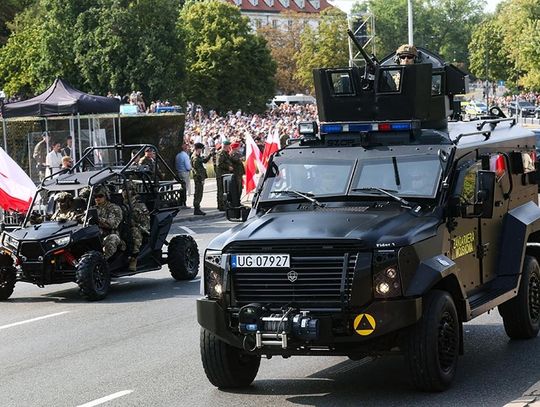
<box><xmin>0</xmin><ymin>0</ymin><xmax>34</xmax><ymax>45</ymax></box>
<box><xmin>367</xmin><ymin>0</ymin><xmax>485</xmax><ymax>65</ymax></box>
<box><xmin>179</xmin><ymin>0</ymin><xmax>275</xmax><ymax>113</ymax></box>
<box><xmin>295</xmin><ymin>8</ymin><xmax>349</xmax><ymax>92</ymax></box>
<box><xmin>468</xmin><ymin>17</ymin><xmax>512</xmax><ymax>83</ymax></box>
<box><xmin>258</xmin><ymin>11</ymin><xmax>308</xmax><ymax>95</ymax></box>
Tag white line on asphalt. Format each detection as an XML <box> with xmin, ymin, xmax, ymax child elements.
<box><xmin>180</xmin><ymin>226</ymin><xmax>196</xmax><ymax>235</ymax></box>
<box><xmin>76</xmin><ymin>390</ymin><xmax>133</xmax><ymax>407</ymax></box>
<box><xmin>0</xmin><ymin>311</ymin><xmax>70</xmax><ymax>331</ymax></box>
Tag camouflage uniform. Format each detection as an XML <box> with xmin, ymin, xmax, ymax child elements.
<box><xmin>123</xmin><ymin>186</ymin><xmax>150</xmax><ymax>255</ymax></box>
<box><xmin>51</xmin><ymin>192</ymin><xmax>79</xmax><ymax>222</ymax></box>
<box><xmin>95</xmin><ymin>187</ymin><xmax>125</xmax><ymax>259</ymax></box>
<box><xmin>33</xmin><ymin>137</ymin><xmax>48</xmax><ymax>181</ymax></box>
<box><xmin>191</xmin><ymin>149</ymin><xmax>212</xmax><ymax>213</ymax></box>
<box><xmin>215</xmin><ymin>149</ymin><xmax>234</xmax><ymax>211</ymax></box>
<box><xmin>138</xmin><ymin>156</ymin><xmax>164</xmax><ymax>179</ymax></box>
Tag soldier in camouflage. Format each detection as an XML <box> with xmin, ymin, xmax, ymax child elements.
<box><xmin>191</xmin><ymin>142</ymin><xmax>213</xmax><ymax>216</ymax></box>
<box><xmin>122</xmin><ymin>183</ymin><xmax>150</xmax><ymax>271</ymax></box>
<box><xmin>93</xmin><ymin>185</ymin><xmax>126</xmax><ymax>260</ymax></box>
<box><xmin>215</xmin><ymin>140</ymin><xmax>234</xmax><ymax>211</ymax></box>
<box><xmin>51</xmin><ymin>192</ymin><xmax>80</xmax><ymax>222</ymax></box>
<box><xmin>230</xmin><ymin>142</ymin><xmax>245</xmax><ymax>197</ymax></box>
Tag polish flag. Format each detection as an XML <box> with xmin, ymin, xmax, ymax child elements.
<box><xmin>244</xmin><ymin>134</ymin><xmax>263</xmax><ymax>194</ymax></box>
<box><xmin>0</xmin><ymin>147</ymin><xmax>36</xmax><ymax>212</ymax></box>
<box><xmin>262</xmin><ymin>128</ymin><xmax>281</xmax><ymax>168</ymax></box>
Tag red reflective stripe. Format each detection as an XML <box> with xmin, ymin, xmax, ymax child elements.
<box><xmin>495</xmin><ymin>154</ymin><xmax>506</xmax><ymax>177</ymax></box>
<box><xmin>378</xmin><ymin>123</ymin><xmax>391</xmax><ymax>132</ymax></box>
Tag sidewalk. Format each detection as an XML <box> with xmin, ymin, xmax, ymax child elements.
<box><xmin>173</xmin><ymin>178</ymin><xmax>224</xmax><ymax>223</ymax></box>
<box><xmin>504</xmin><ymin>380</ymin><xmax>540</xmax><ymax>407</ymax></box>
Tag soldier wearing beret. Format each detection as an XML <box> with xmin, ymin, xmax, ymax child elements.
<box><xmin>191</xmin><ymin>142</ymin><xmax>213</xmax><ymax>216</ymax></box>
<box><xmin>215</xmin><ymin>140</ymin><xmax>234</xmax><ymax>211</ymax></box>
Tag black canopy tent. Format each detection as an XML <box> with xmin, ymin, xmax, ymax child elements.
<box><xmin>1</xmin><ymin>78</ymin><xmax>121</xmax><ymax>159</ymax></box>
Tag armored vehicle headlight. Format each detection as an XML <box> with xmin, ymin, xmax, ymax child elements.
<box><xmin>373</xmin><ymin>250</ymin><xmax>402</xmax><ymax>298</ymax></box>
<box><xmin>204</xmin><ymin>250</ymin><xmax>223</xmax><ymax>299</ymax></box>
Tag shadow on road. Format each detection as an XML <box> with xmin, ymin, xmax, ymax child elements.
<box><xmin>223</xmin><ymin>322</ymin><xmax>539</xmax><ymax>407</ymax></box>
<box><xmin>8</xmin><ymin>275</ymin><xmax>201</xmax><ymax>304</ymax></box>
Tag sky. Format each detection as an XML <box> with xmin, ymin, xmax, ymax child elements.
<box><xmin>484</xmin><ymin>0</ymin><xmax>503</xmax><ymax>12</ymax></box>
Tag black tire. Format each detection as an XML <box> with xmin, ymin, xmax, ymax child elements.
<box><xmin>168</xmin><ymin>235</ymin><xmax>199</xmax><ymax>280</ymax></box>
<box><xmin>405</xmin><ymin>290</ymin><xmax>460</xmax><ymax>392</ymax></box>
<box><xmin>0</xmin><ymin>265</ymin><xmax>16</xmax><ymax>300</ymax></box>
<box><xmin>76</xmin><ymin>251</ymin><xmax>110</xmax><ymax>301</ymax></box>
<box><xmin>200</xmin><ymin>328</ymin><xmax>260</xmax><ymax>388</ymax></box>
<box><xmin>498</xmin><ymin>255</ymin><xmax>540</xmax><ymax>339</ymax></box>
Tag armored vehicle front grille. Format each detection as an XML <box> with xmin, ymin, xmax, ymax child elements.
<box><xmin>19</xmin><ymin>242</ymin><xmax>44</xmax><ymax>260</ymax></box>
<box><xmin>229</xmin><ymin>243</ymin><xmax>358</xmax><ymax>309</ymax></box>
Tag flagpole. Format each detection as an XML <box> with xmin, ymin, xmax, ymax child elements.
<box><xmin>2</xmin><ymin>119</ymin><xmax>7</xmax><ymax>152</ymax></box>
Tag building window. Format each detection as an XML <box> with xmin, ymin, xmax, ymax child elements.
<box><xmin>279</xmin><ymin>0</ymin><xmax>290</xmax><ymax>8</ymax></box>
<box><xmin>308</xmin><ymin>0</ymin><xmax>320</xmax><ymax>9</ymax></box>
<box><xmin>264</xmin><ymin>0</ymin><xmax>274</xmax><ymax>6</ymax></box>
<box><xmin>288</xmin><ymin>20</ymin><xmax>293</xmax><ymax>29</ymax></box>
<box><xmin>294</xmin><ymin>0</ymin><xmax>305</xmax><ymax>8</ymax></box>
<box><xmin>249</xmin><ymin>0</ymin><xmax>258</xmax><ymax>5</ymax></box>
<box><xmin>272</xmin><ymin>19</ymin><xmax>278</xmax><ymax>28</ymax></box>
<box><xmin>256</xmin><ymin>19</ymin><xmax>262</xmax><ymax>29</ymax></box>
<box><xmin>234</xmin><ymin>0</ymin><xmax>242</xmax><ymax>5</ymax></box>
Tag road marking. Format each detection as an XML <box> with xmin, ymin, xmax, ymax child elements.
<box><xmin>76</xmin><ymin>390</ymin><xmax>133</xmax><ymax>407</ymax></box>
<box><xmin>0</xmin><ymin>311</ymin><xmax>70</xmax><ymax>331</ymax></box>
<box><xmin>180</xmin><ymin>226</ymin><xmax>196</xmax><ymax>235</ymax></box>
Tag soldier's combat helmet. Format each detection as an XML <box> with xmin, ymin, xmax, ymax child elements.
<box><xmin>56</xmin><ymin>191</ymin><xmax>74</xmax><ymax>202</ymax></box>
<box><xmin>396</xmin><ymin>44</ymin><xmax>418</xmax><ymax>57</ymax></box>
<box><xmin>93</xmin><ymin>185</ymin><xmax>110</xmax><ymax>199</ymax></box>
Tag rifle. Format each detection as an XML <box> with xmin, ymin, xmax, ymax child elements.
<box><xmin>347</xmin><ymin>29</ymin><xmax>378</xmax><ymax>89</ymax></box>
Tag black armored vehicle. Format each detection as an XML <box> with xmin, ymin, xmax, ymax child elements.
<box><xmin>0</xmin><ymin>144</ymin><xmax>199</xmax><ymax>301</ymax></box>
<box><xmin>197</xmin><ymin>41</ymin><xmax>540</xmax><ymax>391</ymax></box>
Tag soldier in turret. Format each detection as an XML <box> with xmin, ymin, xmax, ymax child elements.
<box><xmin>51</xmin><ymin>192</ymin><xmax>79</xmax><ymax>222</ymax></box>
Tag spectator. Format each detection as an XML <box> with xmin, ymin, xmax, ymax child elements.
<box><xmin>46</xmin><ymin>141</ymin><xmax>63</xmax><ymax>176</ymax></box>
<box><xmin>175</xmin><ymin>143</ymin><xmax>192</xmax><ymax>207</ymax></box>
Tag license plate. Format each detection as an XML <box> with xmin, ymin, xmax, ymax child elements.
<box><xmin>231</xmin><ymin>254</ymin><xmax>290</xmax><ymax>269</ymax></box>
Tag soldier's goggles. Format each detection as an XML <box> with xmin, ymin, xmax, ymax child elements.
<box><xmin>399</xmin><ymin>54</ymin><xmax>415</xmax><ymax>60</ymax></box>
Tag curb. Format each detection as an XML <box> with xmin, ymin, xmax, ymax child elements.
<box><xmin>503</xmin><ymin>380</ymin><xmax>540</xmax><ymax>407</ymax></box>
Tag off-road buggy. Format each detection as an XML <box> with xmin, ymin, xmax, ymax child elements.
<box><xmin>0</xmin><ymin>144</ymin><xmax>199</xmax><ymax>301</ymax></box>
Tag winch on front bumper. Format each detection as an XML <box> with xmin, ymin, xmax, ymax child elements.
<box><xmin>197</xmin><ymin>297</ymin><xmax>422</xmax><ymax>354</ymax></box>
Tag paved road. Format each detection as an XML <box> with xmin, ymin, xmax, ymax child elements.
<box><xmin>1</xmin><ymin>217</ymin><xmax>539</xmax><ymax>407</ymax></box>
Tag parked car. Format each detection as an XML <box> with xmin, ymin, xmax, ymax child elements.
<box><xmin>464</xmin><ymin>100</ymin><xmax>488</xmax><ymax>119</ymax></box>
<box><xmin>508</xmin><ymin>100</ymin><xmax>536</xmax><ymax>117</ymax></box>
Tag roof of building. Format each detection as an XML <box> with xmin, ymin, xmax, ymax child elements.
<box><xmin>226</xmin><ymin>0</ymin><xmax>333</xmax><ymax>14</ymax></box>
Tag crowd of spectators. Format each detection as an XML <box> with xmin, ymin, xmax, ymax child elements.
<box><xmin>488</xmin><ymin>92</ymin><xmax>540</xmax><ymax>109</ymax></box>
<box><xmin>182</xmin><ymin>102</ymin><xmax>318</xmax><ymax>157</ymax></box>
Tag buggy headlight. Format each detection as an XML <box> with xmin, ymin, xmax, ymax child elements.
<box><xmin>54</xmin><ymin>236</ymin><xmax>71</xmax><ymax>247</ymax></box>
<box><xmin>3</xmin><ymin>234</ymin><xmax>19</xmax><ymax>250</ymax></box>
<box><xmin>204</xmin><ymin>250</ymin><xmax>223</xmax><ymax>299</ymax></box>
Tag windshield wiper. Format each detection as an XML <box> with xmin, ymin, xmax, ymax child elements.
<box><xmin>352</xmin><ymin>187</ymin><xmax>411</xmax><ymax>208</ymax></box>
<box><xmin>271</xmin><ymin>190</ymin><xmax>324</xmax><ymax>207</ymax></box>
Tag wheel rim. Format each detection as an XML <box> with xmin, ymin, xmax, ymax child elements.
<box><xmin>93</xmin><ymin>264</ymin><xmax>105</xmax><ymax>291</ymax></box>
<box><xmin>529</xmin><ymin>273</ymin><xmax>540</xmax><ymax>322</ymax></box>
<box><xmin>185</xmin><ymin>245</ymin><xmax>197</xmax><ymax>272</ymax></box>
<box><xmin>438</xmin><ymin>311</ymin><xmax>458</xmax><ymax>373</ymax></box>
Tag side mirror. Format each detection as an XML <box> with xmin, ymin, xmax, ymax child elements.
<box><xmin>473</xmin><ymin>170</ymin><xmax>495</xmax><ymax>218</ymax></box>
<box><xmin>87</xmin><ymin>207</ymin><xmax>99</xmax><ymax>225</ymax></box>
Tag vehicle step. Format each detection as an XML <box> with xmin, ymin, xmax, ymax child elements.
<box><xmin>468</xmin><ymin>276</ymin><xmax>519</xmax><ymax>318</ymax></box>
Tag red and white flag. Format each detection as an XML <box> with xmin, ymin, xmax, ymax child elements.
<box><xmin>0</xmin><ymin>147</ymin><xmax>36</xmax><ymax>212</ymax></box>
<box><xmin>244</xmin><ymin>134</ymin><xmax>263</xmax><ymax>194</ymax></box>
<box><xmin>261</xmin><ymin>128</ymin><xmax>281</xmax><ymax>168</ymax></box>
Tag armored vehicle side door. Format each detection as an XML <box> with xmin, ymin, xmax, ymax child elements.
<box><xmin>449</xmin><ymin>160</ymin><xmax>483</xmax><ymax>292</ymax></box>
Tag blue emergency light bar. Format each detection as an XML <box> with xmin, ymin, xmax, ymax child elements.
<box><xmin>320</xmin><ymin>121</ymin><xmax>414</xmax><ymax>134</ymax></box>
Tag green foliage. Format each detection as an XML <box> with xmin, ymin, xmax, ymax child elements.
<box><xmin>179</xmin><ymin>0</ymin><xmax>275</xmax><ymax>113</ymax></box>
<box><xmin>0</xmin><ymin>0</ymin><xmax>34</xmax><ymax>45</ymax></box>
<box><xmin>0</xmin><ymin>0</ymin><xmax>184</xmax><ymax>101</ymax></box>
<box><xmin>368</xmin><ymin>0</ymin><xmax>485</xmax><ymax>64</ymax></box>
<box><xmin>295</xmin><ymin>8</ymin><xmax>349</xmax><ymax>92</ymax></box>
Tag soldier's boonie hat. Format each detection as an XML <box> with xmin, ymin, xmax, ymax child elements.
<box><xmin>94</xmin><ymin>185</ymin><xmax>109</xmax><ymax>198</ymax></box>
<box><xmin>222</xmin><ymin>140</ymin><xmax>231</xmax><ymax>146</ymax></box>
<box><xmin>194</xmin><ymin>142</ymin><xmax>205</xmax><ymax>150</ymax></box>
<box><xmin>396</xmin><ymin>44</ymin><xmax>418</xmax><ymax>56</ymax></box>
<box><xmin>56</xmin><ymin>191</ymin><xmax>73</xmax><ymax>202</ymax></box>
